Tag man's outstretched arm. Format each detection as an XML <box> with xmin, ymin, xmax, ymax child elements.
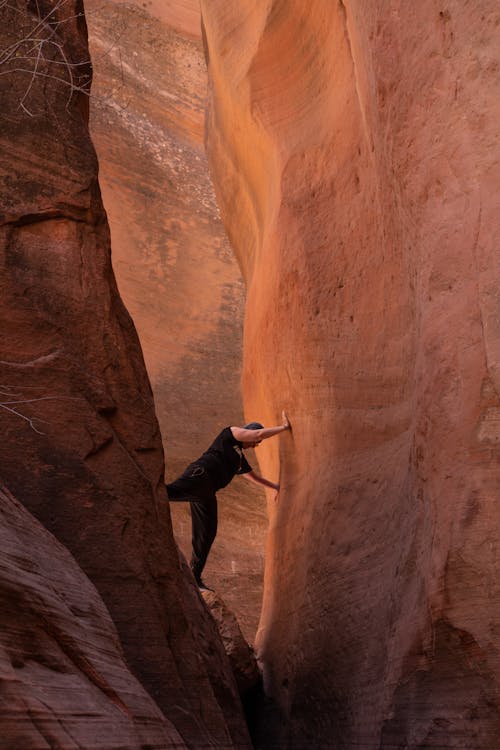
<box><xmin>231</xmin><ymin>410</ymin><xmax>290</xmax><ymax>444</ymax></box>
<box><xmin>242</xmin><ymin>471</ymin><xmax>279</xmax><ymax>492</ymax></box>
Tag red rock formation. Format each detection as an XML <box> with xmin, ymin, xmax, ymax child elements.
<box><xmin>201</xmin><ymin>1</ymin><xmax>500</xmax><ymax>747</ymax></box>
<box><xmin>202</xmin><ymin>590</ymin><xmax>260</xmax><ymax>698</ymax></box>
<box><xmin>85</xmin><ymin>0</ymin><xmax>267</xmax><ymax>639</ymax></box>
<box><xmin>0</xmin><ymin>482</ymin><xmax>187</xmax><ymax>750</ymax></box>
<box><xmin>203</xmin><ymin>590</ymin><xmax>263</xmax><ymax>748</ymax></box>
<box><xmin>0</xmin><ymin>2</ymin><xmax>250</xmax><ymax>747</ymax></box>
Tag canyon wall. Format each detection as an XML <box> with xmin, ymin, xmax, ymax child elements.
<box><xmin>0</xmin><ymin>481</ymin><xmax>187</xmax><ymax>750</ymax></box>
<box><xmin>85</xmin><ymin>0</ymin><xmax>267</xmax><ymax>638</ymax></box>
<box><xmin>0</xmin><ymin>2</ymin><xmax>250</xmax><ymax>747</ymax></box>
<box><xmin>201</xmin><ymin>1</ymin><xmax>500</xmax><ymax>748</ymax></box>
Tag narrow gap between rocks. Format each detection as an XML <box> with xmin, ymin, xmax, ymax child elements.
<box><xmin>86</xmin><ymin>1</ymin><xmax>268</xmax><ymax>650</ymax></box>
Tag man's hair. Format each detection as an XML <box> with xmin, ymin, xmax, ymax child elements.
<box><xmin>244</xmin><ymin>421</ymin><xmax>264</xmax><ymax>430</ymax></box>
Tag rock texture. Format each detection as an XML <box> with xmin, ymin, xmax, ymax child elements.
<box><xmin>203</xmin><ymin>590</ymin><xmax>264</xmax><ymax>749</ymax></box>
<box><xmin>201</xmin><ymin>1</ymin><xmax>500</xmax><ymax>748</ymax></box>
<box><xmin>0</xmin><ymin>481</ymin><xmax>187</xmax><ymax>750</ymax></box>
<box><xmin>0</xmin><ymin>2</ymin><xmax>250</xmax><ymax>747</ymax></box>
<box><xmin>202</xmin><ymin>591</ymin><xmax>260</xmax><ymax>698</ymax></box>
<box><xmin>85</xmin><ymin>0</ymin><xmax>267</xmax><ymax>640</ymax></box>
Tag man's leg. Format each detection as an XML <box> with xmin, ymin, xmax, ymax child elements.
<box><xmin>165</xmin><ymin>471</ymin><xmax>217</xmax><ymax>584</ymax></box>
<box><xmin>189</xmin><ymin>494</ymin><xmax>218</xmax><ymax>583</ymax></box>
<box><xmin>166</xmin><ymin>477</ymin><xmax>196</xmax><ymax>500</ymax></box>
<box><xmin>166</xmin><ymin>463</ymin><xmax>210</xmax><ymax>501</ymax></box>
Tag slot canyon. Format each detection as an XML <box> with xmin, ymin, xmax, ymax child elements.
<box><xmin>0</xmin><ymin>2</ymin><xmax>499</xmax><ymax>750</ymax></box>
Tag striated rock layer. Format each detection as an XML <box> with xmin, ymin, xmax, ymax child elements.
<box><xmin>0</xmin><ymin>2</ymin><xmax>250</xmax><ymax>748</ymax></box>
<box><xmin>86</xmin><ymin>0</ymin><xmax>266</xmax><ymax>639</ymax></box>
<box><xmin>201</xmin><ymin>1</ymin><xmax>500</xmax><ymax>748</ymax></box>
<box><xmin>0</xmin><ymin>481</ymin><xmax>186</xmax><ymax>750</ymax></box>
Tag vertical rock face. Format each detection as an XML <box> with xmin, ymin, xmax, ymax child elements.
<box><xmin>0</xmin><ymin>2</ymin><xmax>250</xmax><ymax>748</ymax></box>
<box><xmin>85</xmin><ymin>0</ymin><xmax>267</xmax><ymax>639</ymax></box>
<box><xmin>201</xmin><ymin>1</ymin><xmax>500</xmax><ymax>747</ymax></box>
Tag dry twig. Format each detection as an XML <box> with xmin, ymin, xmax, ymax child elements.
<box><xmin>0</xmin><ymin>0</ymin><xmax>91</xmax><ymax>116</ymax></box>
<box><xmin>0</xmin><ymin>384</ymin><xmax>83</xmax><ymax>435</ymax></box>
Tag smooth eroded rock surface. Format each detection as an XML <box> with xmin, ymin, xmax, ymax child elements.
<box><xmin>86</xmin><ymin>0</ymin><xmax>267</xmax><ymax>641</ymax></box>
<box><xmin>0</xmin><ymin>2</ymin><xmax>250</xmax><ymax>747</ymax></box>
<box><xmin>201</xmin><ymin>1</ymin><xmax>500</xmax><ymax>747</ymax></box>
<box><xmin>0</xmin><ymin>481</ymin><xmax>186</xmax><ymax>750</ymax></box>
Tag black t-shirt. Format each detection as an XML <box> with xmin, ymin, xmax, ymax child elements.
<box><xmin>193</xmin><ymin>426</ymin><xmax>252</xmax><ymax>491</ymax></box>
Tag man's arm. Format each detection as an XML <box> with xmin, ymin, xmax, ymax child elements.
<box><xmin>242</xmin><ymin>470</ymin><xmax>279</xmax><ymax>492</ymax></box>
<box><xmin>231</xmin><ymin>410</ymin><xmax>290</xmax><ymax>444</ymax></box>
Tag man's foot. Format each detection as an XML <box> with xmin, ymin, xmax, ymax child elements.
<box><xmin>196</xmin><ymin>578</ymin><xmax>214</xmax><ymax>593</ymax></box>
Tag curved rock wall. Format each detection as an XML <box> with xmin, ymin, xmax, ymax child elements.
<box><xmin>85</xmin><ymin>0</ymin><xmax>267</xmax><ymax>638</ymax></box>
<box><xmin>0</xmin><ymin>2</ymin><xmax>250</xmax><ymax>747</ymax></box>
<box><xmin>201</xmin><ymin>1</ymin><xmax>500</xmax><ymax>747</ymax></box>
<box><xmin>0</xmin><ymin>481</ymin><xmax>187</xmax><ymax>750</ymax></box>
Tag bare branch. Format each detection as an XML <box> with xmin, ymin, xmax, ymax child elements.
<box><xmin>0</xmin><ymin>361</ymin><xmax>88</xmax><ymax>433</ymax></box>
<box><xmin>0</xmin><ymin>66</ymin><xmax>90</xmax><ymax>94</ymax></box>
<box><xmin>1</xmin><ymin>0</ymin><xmax>91</xmax><ymax>116</ymax></box>
<box><xmin>0</xmin><ymin>402</ymin><xmax>46</xmax><ymax>435</ymax></box>
<box><xmin>1</xmin><ymin>395</ymin><xmax>84</xmax><ymax>405</ymax></box>
<box><xmin>19</xmin><ymin>40</ymin><xmax>43</xmax><ymax>115</ymax></box>
<box><xmin>0</xmin><ymin>382</ymin><xmax>85</xmax><ymax>435</ymax></box>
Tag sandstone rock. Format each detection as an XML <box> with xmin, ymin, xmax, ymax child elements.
<box><xmin>202</xmin><ymin>590</ymin><xmax>260</xmax><ymax>697</ymax></box>
<box><xmin>201</xmin><ymin>1</ymin><xmax>500</xmax><ymax>747</ymax></box>
<box><xmin>85</xmin><ymin>0</ymin><xmax>267</xmax><ymax>642</ymax></box>
<box><xmin>0</xmin><ymin>481</ymin><xmax>187</xmax><ymax>750</ymax></box>
<box><xmin>0</xmin><ymin>2</ymin><xmax>250</xmax><ymax>747</ymax></box>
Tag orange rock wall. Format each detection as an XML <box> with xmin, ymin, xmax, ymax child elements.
<box><xmin>86</xmin><ymin>0</ymin><xmax>267</xmax><ymax>637</ymax></box>
<box><xmin>0</xmin><ymin>2</ymin><xmax>250</xmax><ymax>747</ymax></box>
<box><xmin>201</xmin><ymin>1</ymin><xmax>500</xmax><ymax>747</ymax></box>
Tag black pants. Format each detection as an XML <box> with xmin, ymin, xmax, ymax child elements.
<box><xmin>166</xmin><ymin>465</ymin><xmax>217</xmax><ymax>581</ymax></box>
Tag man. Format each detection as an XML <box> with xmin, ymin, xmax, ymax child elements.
<box><xmin>166</xmin><ymin>411</ymin><xmax>290</xmax><ymax>591</ymax></box>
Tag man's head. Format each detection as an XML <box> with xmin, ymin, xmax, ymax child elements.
<box><xmin>242</xmin><ymin>421</ymin><xmax>264</xmax><ymax>449</ymax></box>
<box><xmin>244</xmin><ymin>422</ymin><xmax>264</xmax><ymax>431</ymax></box>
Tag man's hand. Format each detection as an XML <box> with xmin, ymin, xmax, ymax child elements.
<box><xmin>243</xmin><ymin>472</ymin><xmax>280</xmax><ymax>492</ymax></box>
<box><xmin>282</xmin><ymin>410</ymin><xmax>290</xmax><ymax>430</ymax></box>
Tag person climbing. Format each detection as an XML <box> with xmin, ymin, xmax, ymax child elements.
<box><xmin>166</xmin><ymin>411</ymin><xmax>290</xmax><ymax>591</ymax></box>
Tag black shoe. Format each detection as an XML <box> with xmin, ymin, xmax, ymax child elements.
<box><xmin>197</xmin><ymin>578</ymin><xmax>214</xmax><ymax>593</ymax></box>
